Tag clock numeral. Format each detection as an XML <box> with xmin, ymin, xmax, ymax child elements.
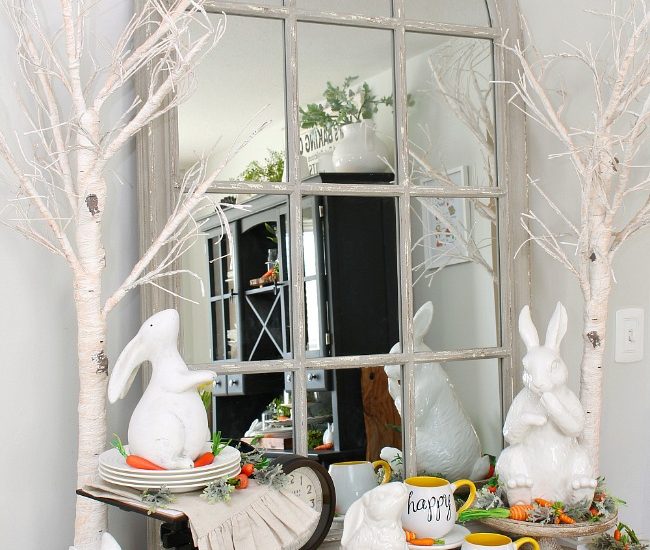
<box><xmin>310</xmin><ymin>498</ymin><xmax>315</xmax><ymax>507</ymax></box>
<box><xmin>306</xmin><ymin>484</ymin><xmax>312</xmax><ymax>494</ymax></box>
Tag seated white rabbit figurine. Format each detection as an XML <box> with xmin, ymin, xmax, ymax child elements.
<box><xmin>496</xmin><ymin>302</ymin><xmax>596</xmax><ymax>505</ymax></box>
<box><xmin>384</xmin><ymin>301</ymin><xmax>489</xmax><ymax>481</ymax></box>
<box><xmin>341</xmin><ymin>482</ymin><xmax>409</xmax><ymax>550</ymax></box>
<box><xmin>108</xmin><ymin>309</ymin><xmax>215</xmax><ymax>469</ymax></box>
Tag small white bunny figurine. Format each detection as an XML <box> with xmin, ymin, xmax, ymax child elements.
<box><xmin>341</xmin><ymin>483</ymin><xmax>409</xmax><ymax>550</ymax></box>
<box><xmin>322</xmin><ymin>422</ymin><xmax>335</xmax><ymax>445</ymax></box>
<box><xmin>384</xmin><ymin>302</ymin><xmax>489</xmax><ymax>481</ymax></box>
<box><xmin>108</xmin><ymin>309</ymin><xmax>215</xmax><ymax>469</ymax></box>
<box><xmin>496</xmin><ymin>302</ymin><xmax>596</xmax><ymax>505</ymax></box>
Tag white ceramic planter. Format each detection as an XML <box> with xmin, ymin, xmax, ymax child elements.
<box><xmin>332</xmin><ymin>121</ymin><xmax>389</xmax><ymax>173</ymax></box>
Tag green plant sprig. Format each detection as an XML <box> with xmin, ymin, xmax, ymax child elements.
<box><xmin>211</xmin><ymin>431</ymin><xmax>231</xmax><ymax>457</ymax></box>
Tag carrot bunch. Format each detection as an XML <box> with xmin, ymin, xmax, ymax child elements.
<box><xmin>534</xmin><ymin>498</ymin><xmax>575</xmax><ymax>524</ymax></box>
<box><xmin>403</xmin><ymin>529</ymin><xmax>444</xmax><ymax>546</ymax></box>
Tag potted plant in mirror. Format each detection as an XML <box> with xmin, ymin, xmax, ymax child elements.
<box><xmin>300</xmin><ymin>76</ymin><xmax>394</xmax><ymax>174</ymax></box>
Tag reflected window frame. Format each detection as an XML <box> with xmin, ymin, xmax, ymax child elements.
<box><xmin>135</xmin><ymin>0</ymin><xmax>528</xmax><ymax>480</ymax></box>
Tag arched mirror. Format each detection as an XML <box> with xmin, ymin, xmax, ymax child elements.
<box><xmin>136</xmin><ymin>0</ymin><xmax>528</xmax><ymax>528</ymax></box>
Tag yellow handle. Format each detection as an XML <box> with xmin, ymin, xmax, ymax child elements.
<box><xmin>372</xmin><ymin>459</ymin><xmax>392</xmax><ymax>484</ymax></box>
<box><xmin>450</xmin><ymin>479</ymin><xmax>476</xmax><ymax>514</ymax></box>
<box><xmin>515</xmin><ymin>538</ymin><xmax>540</xmax><ymax>550</ymax></box>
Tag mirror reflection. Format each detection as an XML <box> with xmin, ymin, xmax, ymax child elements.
<box><xmin>178</xmin><ymin>14</ymin><xmax>286</xmax><ymax>182</ymax></box>
<box><xmin>180</xmin><ymin>194</ymin><xmax>292</xmax><ymax>363</ymax></box>
<box><xmin>406</xmin><ymin>0</ymin><xmax>491</xmax><ymax>27</ymax></box>
<box><xmin>383</xmin><ymin>359</ymin><xmax>502</xmax><ymax>481</ymax></box>
<box><xmin>297</xmin><ymin>0</ymin><xmax>392</xmax><ymax>17</ymax></box>
<box><xmin>300</xmin><ymin>367</ymin><xmax>402</xmax><ymax>468</ymax></box>
<box><xmin>298</xmin><ymin>23</ymin><xmax>396</xmax><ymax>180</ymax></box>
<box><xmin>411</xmin><ymin>195</ymin><xmax>499</xmax><ymax>350</ymax></box>
<box><xmin>406</xmin><ymin>34</ymin><xmax>496</xmax><ymax>188</ymax></box>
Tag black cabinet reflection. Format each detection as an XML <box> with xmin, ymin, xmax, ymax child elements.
<box><xmin>204</xmin><ymin>193</ymin><xmax>401</xmax><ymax>463</ymax></box>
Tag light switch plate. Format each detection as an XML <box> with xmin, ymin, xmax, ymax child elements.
<box><xmin>615</xmin><ymin>308</ymin><xmax>644</xmax><ymax>363</ymax></box>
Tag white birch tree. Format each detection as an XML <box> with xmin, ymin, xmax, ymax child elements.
<box><xmin>503</xmin><ymin>1</ymin><xmax>650</xmax><ymax>473</ymax></box>
<box><xmin>0</xmin><ymin>1</ymin><xmax>253</xmax><ymax>548</ymax></box>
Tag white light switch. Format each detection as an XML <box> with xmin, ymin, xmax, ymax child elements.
<box><xmin>615</xmin><ymin>308</ymin><xmax>644</xmax><ymax>363</ymax></box>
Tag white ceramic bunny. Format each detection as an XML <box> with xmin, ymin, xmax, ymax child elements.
<box><xmin>496</xmin><ymin>302</ymin><xmax>596</xmax><ymax>505</ymax></box>
<box><xmin>341</xmin><ymin>482</ymin><xmax>409</xmax><ymax>550</ymax></box>
<box><xmin>108</xmin><ymin>309</ymin><xmax>214</xmax><ymax>469</ymax></box>
<box><xmin>384</xmin><ymin>302</ymin><xmax>489</xmax><ymax>481</ymax></box>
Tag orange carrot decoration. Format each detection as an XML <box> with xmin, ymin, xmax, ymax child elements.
<box><xmin>126</xmin><ymin>455</ymin><xmax>165</xmax><ymax>470</ymax></box>
<box><xmin>194</xmin><ymin>452</ymin><xmax>215</xmax><ymax>467</ymax></box>
<box><xmin>508</xmin><ymin>504</ymin><xmax>533</xmax><ymax>521</ymax></box>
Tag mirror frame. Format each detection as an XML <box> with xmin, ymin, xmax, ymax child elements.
<box><xmin>134</xmin><ymin>0</ymin><xmax>529</xmax><ymax>529</ymax></box>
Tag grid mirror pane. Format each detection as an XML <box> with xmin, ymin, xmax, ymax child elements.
<box><xmin>179</xmin><ymin>194</ymin><xmax>293</xmax><ymax>364</ymax></box>
<box><xmin>299</xmin><ymin>366</ymin><xmax>403</xmax><ymax>469</ymax></box>
<box><xmin>211</xmin><ymin>371</ymin><xmax>295</xmax><ymax>454</ymax></box>
<box><xmin>297</xmin><ymin>0</ymin><xmax>392</xmax><ymax>17</ymax></box>
<box><xmin>178</xmin><ymin>14</ymin><xmax>287</xmax><ymax>182</ymax></box>
<box><xmin>413</xmin><ymin>358</ymin><xmax>502</xmax><ymax>478</ymax></box>
<box><xmin>297</xmin><ymin>23</ymin><xmax>396</xmax><ymax>182</ymax></box>
<box><xmin>406</xmin><ymin>34</ymin><xmax>496</xmax><ymax>188</ymax></box>
<box><xmin>406</xmin><ymin>0</ymin><xmax>492</xmax><ymax>27</ymax></box>
<box><xmin>303</xmin><ymin>195</ymin><xmax>400</xmax><ymax>357</ymax></box>
<box><xmin>410</xmin><ymin>196</ymin><xmax>500</xmax><ymax>350</ymax></box>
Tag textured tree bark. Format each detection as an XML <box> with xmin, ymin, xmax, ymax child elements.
<box><xmin>578</xmin><ymin>200</ymin><xmax>612</xmax><ymax>475</ymax></box>
<box><xmin>73</xmin><ymin>279</ymin><xmax>108</xmax><ymax>549</ymax></box>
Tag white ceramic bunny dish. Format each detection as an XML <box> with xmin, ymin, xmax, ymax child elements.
<box><xmin>384</xmin><ymin>301</ymin><xmax>489</xmax><ymax>481</ymax></box>
<box><xmin>496</xmin><ymin>302</ymin><xmax>597</xmax><ymax>505</ymax></box>
<box><xmin>108</xmin><ymin>309</ymin><xmax>215</xmax><ymax>469</ymax></box>
<box><xmin>341</xmin><ymin>482</ymin><xmax>409</xmax><ymax>550</ymax></box>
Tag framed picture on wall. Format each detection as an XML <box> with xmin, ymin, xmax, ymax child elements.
<box><xmin>421</xmin><ymin>166</ymin><xmax>471</xmax><ymax>270</ymax></box>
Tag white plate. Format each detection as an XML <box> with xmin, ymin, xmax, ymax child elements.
<box><xmin>99</xmin><ymin>445</ymin><xmax>240</xmax><ymax>476</ymax></box>
<box><xmin>99</xmin><ymin>454</ymin><xmax>240</xmax><ymax>479</ymax></box>
<box><xmin>98</xmin><ymin>464</ymin><xmax>240</xmax><ymax>488</ymax></box>
<box><xmin>98</xmin><ymin>464</ymin><xmax>239</xmax><ymax>484</ymax></box>
<box><xmin>99</xmin><ymin>464</ymin><xmax>241</xmax><ymax>491</ymax></box>
<box><xmin>407</xmin><ymin>525</ymin><xmax>470</xmax><ymax>550</ymax></box>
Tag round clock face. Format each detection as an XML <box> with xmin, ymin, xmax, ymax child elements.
<box><xmin>271</xmin><ymin>454</ymin><xmax>335</xmax><ymax>550</ymax></box>
<box><xmin>286</xmin><ymin>466</ymin><xmax>324</xmax><ymax>512</ymax></box>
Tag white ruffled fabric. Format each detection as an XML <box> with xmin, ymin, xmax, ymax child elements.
<box><xmin>84</xmin><ymin>480</ymin><xmax>319</xmax><ymax>550</ymax></box>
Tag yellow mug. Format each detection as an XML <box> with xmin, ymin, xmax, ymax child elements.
<box><xmin>328</xmin><ymin>460</ymin><xmax>392</xmax><ymax>514</ymax></box>
<box><xmin>462</xmin><ymin>534</ymin><xmax>540</xmax><ymax>550</ymax></box>
<box><xmin>402</xmin><ymin>476</ymin><xmax>476</xmax><ymax>539</ymax></box>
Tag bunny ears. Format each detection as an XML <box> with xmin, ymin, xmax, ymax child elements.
<box><xmin>519</xmin><ymin>302</ymin><xmax>568</xmax><ymax>352</ymax></box>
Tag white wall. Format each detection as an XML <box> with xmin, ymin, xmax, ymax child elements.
<box><xmin>520</xmin><ymin>0</ymin><xmax>650</xmax><ymax>535</ymax></box>
<box><xmin>0</xmin><ymin>1</ymin><xmax>146</xmax><ymax>548</ymax></box>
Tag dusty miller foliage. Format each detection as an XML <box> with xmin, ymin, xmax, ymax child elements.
<box><xmin>202</xmin><ymin>478</ymin><xmax>235</xmax><ymax>504</ymax></box>
<box><xmin>255</xmin><ymin>464</ymin><xmax>289</xmax><ymax>490</ymax></box>
<box><xmin>141</xmin><ymin>486</ymin><xmax>175</xmax><ymax>515</ymax></box>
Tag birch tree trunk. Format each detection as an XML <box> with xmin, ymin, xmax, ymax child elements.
<box><xmin>579</xmin><ymin>193</ymin><xmax>613</xmax><ymax>474</ymax></box>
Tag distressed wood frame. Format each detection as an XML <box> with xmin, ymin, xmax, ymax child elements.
<box><xmin>135</xmin><ymin>0</ymin><xmax>528</xmax><ymax>543</ymax></box>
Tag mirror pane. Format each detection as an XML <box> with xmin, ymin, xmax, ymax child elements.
<box><xmin>298</xmin><ymin>24</ymin><xmax>396</xmax><ymax>181</ymax></box>
<box><xmin>302</xmin><ymin>195</ymin><xmax>400</xmax><ymax>357</ymax></box>
<box><xmin>406</xmin><ymin>0</ymin><xmax>491</xmax><ymax>27</ymax></box>
<box><xmin>410</xmin><ymin>196</ymin><xmax>500</xmax><ymax>350</ymax></box>
<box><xmin>297</xmin><ymin>0</ymin><xmax>391</xmax><ymax>17</ymax></box>
<box><xmin>226</xmin><ymin>0</ymin><xmax>283</xmax><ymax>5</ymax></box>
<box><xmin>179</xmin><ymin>194</ymin><xmax>292</xmax><ymax>364</ymax></box>
<box><xmin>412</xmin><ymin>358</ymin><xmax>502</xmax><ymax>479</ymax></box>
<box><xmin>298</xmin><ymin>367</ymin><xmax>402</xmax><ymax>471</ymax></box>
<box><xmin>406</xmin><ymin>34</ymin><xmax>496</xmax><ymax>188</ymax></box>
<box><xmin>178</xmin><ymin>15</ymin><xmax>287</xmax><ymax>182</ymax></box>
<box><xmin>211</xmin><ymin>371</ymin><xmax>295</xmax><ymax>454</ymax></box>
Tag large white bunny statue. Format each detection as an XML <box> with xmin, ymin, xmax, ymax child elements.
<box><xmin>108</xmin><ymin>309</ymin><xmax>215</xmax><ymax>469</ymax></box>
<box><xmin>383</xmin><ymin>301</ymin><xmax>489</xmax><ymax>481</ymax></box>
<box><xmin>341</xmin><ymin>482</ymin><xmax>409</xmax><ymax>550</ymax></box>
<box><xmin>496</xmin><ymin>302</ymin><xmax>596</xmax><ymax>505</ymax></box>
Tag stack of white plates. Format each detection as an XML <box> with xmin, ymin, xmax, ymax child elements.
<box><xmin>98</xmin><ymin>445</ymin><xmax>241</xmax><ymax>493</ymax></box>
